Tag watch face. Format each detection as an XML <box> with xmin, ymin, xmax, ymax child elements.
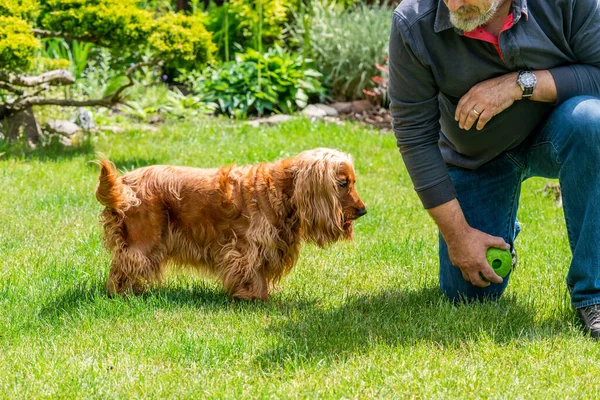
<box><xmin>519</xmin><ymin>71</ymin><xmax>537</xmax><ymax>87</ymax></box>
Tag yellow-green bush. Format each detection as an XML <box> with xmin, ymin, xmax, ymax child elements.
<box><xmin>150</xmin><ymin>13</ymin><xmax>217</xmax><ymax>70</ymax></box>
<box><xmin>0</xmin><ymin>0</ymin><xmax>41</xmax><ymax>71</ymax></box>
<box><xmin>0</xmin><ymin>0</ymin><xmax>38</xmax><ymax>20</ymax></box>
<box><xmin>0</xmin><ymin>16</ymin><xmax>39</xmax><ymax>71</ymax></box>
<box><xmin>0</xmin><ymin>0</ymin><xmax>215</xmax><ymax>72</ymax></box>
<box><xmin>38</xmin><ymin>0</ymin><xmax>153</xmax><ymax>47</ymax></box>
<box><xmin>229</xmin><ymin>0</ymin><xmax>294</xmax><ymax>44</ymax></box>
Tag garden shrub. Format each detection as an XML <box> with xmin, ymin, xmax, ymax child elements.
<box><xmin>229</xmin><ymin>0</ymin><xmax>293</xmax><ymax>43</ymax></box>
<box><xmin>0</xmin><ymin>16</ymin><xmax>39</xmax><ymax>71</ymax></box>
<box><xmin>40</xmin><ymin>38</ymin><xmax>93</xmax><ymax>79</ymax></box>
<box><xmin>1</xmin><ymin>0</ymin><xmax>216</xmax><ymax>73</ymax></box>
<box><xmin>37</xmin><ymin>0</ymin><xmax>154</xmax><ymax>48</ymax></box>
<box><xmin>286</xmin><ymin>0</ymin><xmax>392</xmax><ymax>100</ymax></box>
<box><xmin>206</xmin><ymin>0</ymin><xmax>298</xmax><ymax>62</ymax></box>
<box><xmin>0</xmin><ymin>0</ymin><xmax>38</xmax><ymax>20</ymax></box>
<box><xmin>0</xmin><ymin>0</ymin><xmax>216</xmax><ymax>142</ymax></box>
<box><xmin>150</xmin><ymin>13</ymin><xmax>215</xmax><ymax>70</ymax></box>
<box><xmin>186</xmin><ymin>46</ymin><xmax>325</xmax><ymax>117</ymax></box>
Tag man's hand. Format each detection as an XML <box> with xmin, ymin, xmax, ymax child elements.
<box><xmin>446</xmin><ymin>226</ymin><xmax>510</xmax><ymax>287</ymax></box>
<box><xmin>428</xmin><ymin>199</ymin><xmax>510</xmax><ymax>287</ymax></box>
<box><xmin>455</xmin><ymin>72</ymin><xmax>522</xmax><ymax>131</ymax></box>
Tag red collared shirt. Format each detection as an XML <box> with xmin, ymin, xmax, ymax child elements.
<box><xmin>463</xmin><ymin>14</ymin><xmax>516</xmax><ymax>59</ymax></box>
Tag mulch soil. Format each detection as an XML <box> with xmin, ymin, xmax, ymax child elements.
<box><xmin>329</xmin><ymin>100</ymin><xmax>392</xmax><ymax>132</ymax></box>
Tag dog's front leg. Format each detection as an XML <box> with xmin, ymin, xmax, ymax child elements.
<box><xmin>224</xmin><ymin>270</ymin><xmax>268</xmax><ymax>301</ymax></box>
<box><xmin>106</xmin><ymin>248</ymin><xmax>163</xmax><ymax>296</ymax></box>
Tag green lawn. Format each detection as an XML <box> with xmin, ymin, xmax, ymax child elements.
<box><xmin>0</xmin><ymin>118</ymin><xmax>595</xmax><ymax>398</ymax></box>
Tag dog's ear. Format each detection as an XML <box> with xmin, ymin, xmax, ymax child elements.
<box><xmin>291</xmin><ymin>153</ymin><xmax>344</xmax><ymax>247</ymax></box>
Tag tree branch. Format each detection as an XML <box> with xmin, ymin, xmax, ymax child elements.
<box><xmin>0</xmin><ymin>96</ymin><xmax>115</xmax><ymax>119</ymax></box>
<box><xmin>109</xmin><ymin>59</ymin><xmax>162</xmax><ymax>100</ymax></box>
<box><xmin>32</xmin><ymin>28</ymin><xmax>100</xmax><ymax>44</ymax></box>
<box><xmin>126</xmin><ymin>59</ymin><xmax>161</xmax><ymax>76</ymax></box>
<box><xmin>1</xmin><ymin>59</ymin><xmax>163</xmax><ymax>118</ymax></box>
<box><xmin>0</xmin><ymin>70</ymin><xmax>75</xmax><ymax>87</ymax></box>
<box><xmin>15</xmin><ymin>97</ymin><xmax>115</xmax><ymax>108</ymax></box>
<box><xmin>0</xmin><ymin>81</ymin><xmax>24</xmax><ymax>95</ymax></box>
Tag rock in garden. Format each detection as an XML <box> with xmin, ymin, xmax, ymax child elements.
<box><xmin>147</xmin><ymin>114</ymin><xmax>162</xmax><ymax>124</ymax></box>
<box><xmin>351</xmin><ymin>100</ymin><xmax>374</xmax><ymax>113</ymax></box>
<box><xmin>329</xmin><ymin>102</ymin><xmax>353</xmax><ymax>114</ymax></box>
<box><xmin>77</xmin><ymin>107</ymin><xmax>95</xmax><ymax>130</ymax></box>
<box><xmin>45</xmin><ymin>120</ymin><xmax>81</xmax><ymax>137</ymax></box>
<box><xmin>301</xmin><ymin>105</ymin><xmax>328</xmax><ymax>119</ymax></box>
<box><xmin>245</xmin><ymin>114</ymin><xmax>294</xmax><ymax>127</ymax></box>
<box><xmin>313</xmin><ymin>104</ymin><xmax>339</xmax><ymax>117</ymax></box>
<box><xmin>265</xmin><ymin>114</ymin><xmax>294</xmax><ymax>124</ymax></box>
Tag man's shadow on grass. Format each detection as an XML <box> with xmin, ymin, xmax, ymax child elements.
<box><xmin>255</xmin><ymin>286</ymin><xmax>573</xmax><ymax>370</ymax></box>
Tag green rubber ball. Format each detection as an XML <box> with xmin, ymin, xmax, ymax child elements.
<box><xmin>486</xmin><ymin>248</ymin><xmax>512</xmax><ymax>278</ymax></box>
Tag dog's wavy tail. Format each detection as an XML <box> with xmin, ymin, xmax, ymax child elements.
<box><xmin>95</xmin><ymin>159</ymin><xmax>127</xmax><ymax>212</ymax></box>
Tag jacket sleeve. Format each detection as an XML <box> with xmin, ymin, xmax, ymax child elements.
<box><xmin>549</xmin><ymin>0</ymin><xmax>600</xmax><ymax>103</ymax></box>
<box><xmin>388</xmin><ymin>12</ymin><xmax>457</xmax><ymax>209</ymax></box>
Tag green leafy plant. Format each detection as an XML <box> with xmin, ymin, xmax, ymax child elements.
<box><xmin>163</xmin><ymin>86</ymin><xmax>216</xmax><ymax>118</ymax></box>
<box><xmin>41</xmin><ymin>38</ymin><xmax>94</xmax><ymax>79</ymax></box>
<box><xmin>204</xmin><ymin>1</ymin><xmax>242</xmax><ymax>62</ymax></box>
<box><xmin>188</xmin><ymin>46</ymin><xmax>325</xmax><ymax>117</ymax></box>
<box><xmin>123</xmin><ymin>85</ymin><xmax>215</xmax><ymax>121</ymax></box>
<box><xmin>206</xmin><ymin>0</ymin><xmax>298</xmax><ymax>62</ymax></box>
<box><xmin>286</xmin><ymin>0</ymin><xmax>392</xmax><ymax>100</ymax></box>
<box><xmin>71</xmin><ymin>47</ymin><xmax>114</xmax><ymax>100</ymax></box>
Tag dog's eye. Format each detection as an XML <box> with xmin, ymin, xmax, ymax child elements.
<box><xmin>337</xmin><ymin>179</ymin><xmax>349</xmax><ymax>188</ymax></box>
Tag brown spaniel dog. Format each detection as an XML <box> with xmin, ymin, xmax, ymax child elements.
<box><xmin>96</xmin><ymin>148</ymin><xmax>366</xmax><ymax>300</ymax></box>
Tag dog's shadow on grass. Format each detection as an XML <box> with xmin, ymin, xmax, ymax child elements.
<box><xmin>37</xmin><ymin>279</ymin><xmax>315</xmax><ymax>325</ymax></box>
<box><xmin>38</xmin><ymin>280</ymin><xmax>230</xmax><ymax>323</ymax></box>
<box><xmin>255</xmin><ymin>286</ymin><xmax>572</xmax><ymax>370</ymax></box>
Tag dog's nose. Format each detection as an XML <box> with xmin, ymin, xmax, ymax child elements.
<box><xmin>357</xmin><ymin>207</ymin><xmax>367</xmax><ymax>217</ymax></box>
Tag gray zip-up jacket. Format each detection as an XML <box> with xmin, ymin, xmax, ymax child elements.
<box><xmin>389</xmin><ymin>0</ymin><xmax>600</xmax><ymax>209</ymax></box>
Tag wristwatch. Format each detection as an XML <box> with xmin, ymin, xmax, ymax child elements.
<box><xmin>517</xmin><ymin>70</ymin><xmax>537</xmax><ymax>98</ymax></box>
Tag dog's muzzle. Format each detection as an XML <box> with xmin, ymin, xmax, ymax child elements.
<box><xmin>344</xmin><ymin>207</ymin><xmax>367</xmax><ymax>224</ymax></box>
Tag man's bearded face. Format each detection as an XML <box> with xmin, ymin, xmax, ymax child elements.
<box><xmin>448</xmin><ymin>0</ymin><xmax>502</xmax><ymax>32</ymax></box>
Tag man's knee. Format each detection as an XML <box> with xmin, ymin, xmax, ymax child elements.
<box><xmin>557</xmin><ymin>96</ymin><xmax>600</xmax><ymax>136</ymax></box>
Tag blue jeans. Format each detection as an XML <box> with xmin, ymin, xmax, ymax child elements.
<box><xmin>439</xmin><ymin>96</ymin><xmax>600</xmax><ymax>309</ymax></box>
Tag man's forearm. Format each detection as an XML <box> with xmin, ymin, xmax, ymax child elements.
<box><xmin>456</xmin><ymin>69</ymin><xmax>558</xmax><ymax>131</ymax></box>
<box><xmin>507</xmin><ymin>70</ymin><xmax>557</xmax><ymax>103</ymax></box>
<box><xmin>427</xmin><ymin>199</ymin><xmax>470</xmax><ymax>243</ymax></box>
<box><xmin>530</xmin><ymin>70</ymin><xmax>557</xmax><ymax>103</ymax></box>
<box><xmin>427</xmin><ymin>198</ymin><xmax>508</xmax><ymax>286</ymax></box>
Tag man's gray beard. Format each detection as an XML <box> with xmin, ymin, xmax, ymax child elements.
<box><xmin>449</xmin><ymin>0</ymin><xmax>501</xmax><ymax>32</ymax></box>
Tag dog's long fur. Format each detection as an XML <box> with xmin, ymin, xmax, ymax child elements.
<box><xmin>95</xmin><ymin>148</ymin><xmax>366</xmax><ymax>300</ymax></box>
